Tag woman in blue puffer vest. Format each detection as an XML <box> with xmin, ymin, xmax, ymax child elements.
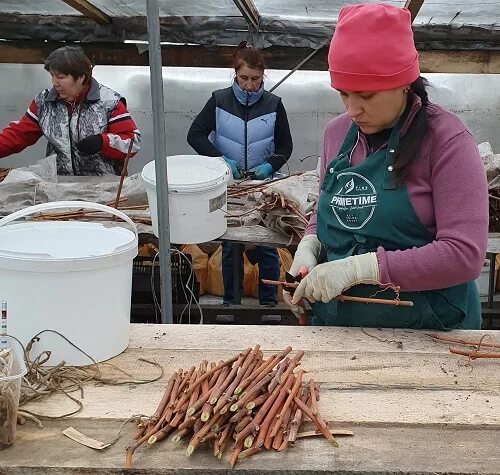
<box><xmin>187</xmin><ymin>41</ymin><xmax>293</xmax><ymax>306</ymax></box>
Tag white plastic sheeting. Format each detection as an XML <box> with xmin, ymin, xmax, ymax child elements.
<box><xmin>0</xmin><ymin>0</ymin><xmax>241</xmax><ymax>17</ymax></box>
<box><xmin>0</xmin><ymin>64</ymin><xmax>498</xmax><ymax>175</ymax></box>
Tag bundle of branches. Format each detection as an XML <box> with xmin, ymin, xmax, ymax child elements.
<box><xmin>226</xmin><ymin>172</ymin><xmax>318</xmax><ymax>242</ymax></box>
<box><xmin>125</xmin><ymin>345</ymin><xmax>340</xmax><ymax>468</ymax></box>
<box><xmin>227</xmin><ymin>173</ymin><xmax>304</xmax><ymax>200</ymax></box>
<box><xmin>0</xmin><ymin>348</ymin><xmax>17</xmax><ymax>449</ymax></box>
<box><xmin>0</xmin><ymin>168</ymin><xmax>10</xmax><ymax>184</ymax></box>
<box><xmin>31</xmin><ymin>199</ymin><xmax>152</xmax><ymax>226</ymax></box>
<box><xmin>426</xmin><ymin>332</ymin><xmax>500</xmax><ymax>359</ymax></box>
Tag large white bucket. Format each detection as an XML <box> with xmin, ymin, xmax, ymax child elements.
<box><xmin>0</xmin><ymin>201</ymin><xmax>138</xmax><ymax>366</ymax></box>
<box><xmin>141</xmin><ymin>155</ymin><xmax>231</xmax><ymax>244</ymax></box>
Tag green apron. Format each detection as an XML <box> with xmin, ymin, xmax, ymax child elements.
<box><xmin>313</xmin><ymin>119</ymin><xmax>480</xmax><ymax>330</ymax></box>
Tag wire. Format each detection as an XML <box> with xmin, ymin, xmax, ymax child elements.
<box><xmin>299</xmin><ymin>154</ymin><xmax>319</xmax><ymax>163</ymax></box>
<box><xmin>151</xmin><ymin>251</ymin><xmax>161</xmax><ymax>324</ymax></box>
<box><xmin>150</xmin><ymin>249</ymin><xmax>204</xmax><ymax>325</ymax></box>
<box><xmin>171</xmin><ymin>248</ymin><xmax>204</xmax><ymax>325</ymax></box>
<box><xmin>5</xmin><ymin>330</ymin><xmax>163</xmax><ymax>420</ymax></box>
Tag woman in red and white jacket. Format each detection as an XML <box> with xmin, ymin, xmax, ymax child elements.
<box><xmin>0</xmin><ymin>46</ymin><xmax>141</xmax><ymax>176</ymax></box>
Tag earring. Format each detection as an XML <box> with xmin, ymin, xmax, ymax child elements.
<box><xmin>403</xmin><ymin>85</ymin><xmax>411</xmax><ymax>93</ymax></box>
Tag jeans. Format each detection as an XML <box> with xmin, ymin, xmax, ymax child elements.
<box><xmin>222</xmin><ymin>242</ymin><xmax>279</xmax><ymax>304</ymax></box>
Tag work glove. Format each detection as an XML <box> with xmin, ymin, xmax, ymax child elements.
<box><xmin>283</xmin><ymin>234</ymin><xmax>325</xmax><ymax>319</ymax></box>
<box><xmin>76</xmin><ymin>134</ymin><xmax>103</xmax><ymax>155</ymax></box>
<box><xmin>223</xmin><ymin>156</ymin><xmax>242</xmax><ymax>179</ymax></box>
<box><xmin>292</xmin><ymin>252</ymin><xmax>379</xmax><ymax>305</ymax></box>
<box><xmin>249</xmin><ymin>162</ymin><xmax>273</xmax><ymax>180</ymax></box>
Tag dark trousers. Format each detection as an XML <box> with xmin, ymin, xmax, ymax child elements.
<box><xmin>222</xmin><ymin>242</ymin><xmax>279</xmax><ymax>304</ymax></box>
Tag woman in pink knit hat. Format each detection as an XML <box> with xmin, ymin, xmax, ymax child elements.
<box><xmin>285</xmin><ymin>3</ymin><xmax>488</xmax><ymax>329</ymax></box>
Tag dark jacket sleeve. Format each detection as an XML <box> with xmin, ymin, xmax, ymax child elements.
<box><xmin>187</xmin><ymin>95</ymin><xmax>222</xmax><ymax>157</ymax></box>
<box><xmin>267</xmin><ymin>100</ymin><xmax>293</xmax><ymax>171</ymax></box>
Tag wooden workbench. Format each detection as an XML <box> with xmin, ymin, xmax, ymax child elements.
<box><xmin>2</xmin><ymin>324</ymin><xmax>499</xmax><ymax>474</ymax></box>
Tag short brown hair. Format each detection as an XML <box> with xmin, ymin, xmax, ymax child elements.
<box><xmin>232</xmin><ymin>41</ymin><xmax>265</xmax><ymax>72</ymax></box>
<box><xmin>44</xmin><ymin>46</ymin><xmax>93</xmax><ymax>84</ymax></box>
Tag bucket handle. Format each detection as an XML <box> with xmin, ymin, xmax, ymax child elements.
<box><xmin>0</xmin><ymin>201</ymin><xmax>138</xmax><ymax>245</ymax></box>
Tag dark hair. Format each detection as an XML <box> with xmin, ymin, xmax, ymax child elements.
<box><xmin>393</xmin><ymin>76</ymin><xmax>429</xmax><ymax>182</ymax></box>
<box><xmin>44</xmin><ymin>46</ymin><xmax>93</xmax><ymax>85</ymax></box>
<box><xmin>232</xmin><ymin>41</ymin><xmax>266</xmax><ymax>72</ymax></box>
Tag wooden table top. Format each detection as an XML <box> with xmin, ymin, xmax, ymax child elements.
<box><xmin>2</xmin><ymin>324</ymin><xmax>499</xmax><ymax>474</ymax></box>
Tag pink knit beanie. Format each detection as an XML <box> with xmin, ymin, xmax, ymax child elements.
<box><xmin>328</xmin><ymin>4</ymin><xmax>420</xmax><ymax>91</ymax></box>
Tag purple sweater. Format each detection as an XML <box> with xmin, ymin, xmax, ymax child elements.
<box><xmin>306</xmin><ymin>95</ymin><xmax>488</xmax><ymax>291</ymax></box>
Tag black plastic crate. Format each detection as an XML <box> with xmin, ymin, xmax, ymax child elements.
<box><xmin>132</xmin><ymin>252</ymin><xmax>200</xmax><ymax>306</ymax></box>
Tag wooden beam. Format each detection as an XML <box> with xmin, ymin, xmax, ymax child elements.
<box><xmin>61</xmin><ymin>0</ymin><xmax>111</xmax><ymax>25</ymax></box>
<box><xmin>232</xmin><ymin>0</ymin><xmax>260</xmax><ymax>30</ymax></box>
<box><xmin>405</xmin><ymin>0</ymin><xmax>426</xmax><ymax>23</ymax></box>
<box><xmin>418</xmin><ymin>50</ymin><xmax>500</xmax><ymax>74</ymax></box>
<box><xmin>0</xmin><ymin>41</ymin><xmax>498</xmax><ymax>74</ymax></box>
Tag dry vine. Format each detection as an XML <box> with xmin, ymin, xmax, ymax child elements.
<box><xmin>426</xmin><ymin>332</ymin><xmax>500</xmax><ymax>360</ymax></box>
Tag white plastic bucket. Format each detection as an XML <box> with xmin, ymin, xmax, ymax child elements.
<box><xmin>0</xmin><ymin>201</ymin><xmax>138</xmax><ymax>366</ymax></box>
<box><xmin>141</xmin><ymin>155</ymin><xmax>231</xmax><ymax>244</ymax></box>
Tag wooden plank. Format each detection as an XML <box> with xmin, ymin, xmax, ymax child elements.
<box><xmin>9</xmin><ymin>324</ymin><xmax>500</xmax><ymax>473</ymax></box>
<box><xmin>128</xmin><ymin>324</ymin><xmax>500</xmax><ymax>354</ymax></box>
<box><xmin>419</xmin><ymin>50</ymin><xmax>500</xmax><ymax>74</ymax></box>
<box><xmin>20</xmin><ymin>370</ymin><xmax>500</xmax><ymax>426</ymax></box>
<box><xmin>232</xmin><ymin>0</ymin><xmax>260</xmax><ymax>30</ymax></box>
<box><xmin>21</xmin><ymin>342</ymin><xmax>500</xmax><ymax>426</ymax></box>
<box><xmin>2</xmin><ymin>419</ymin><xmax>499</xmax><ymax>474</ymax></box>
<box><xmin>404</xmin><ymin>0</ymin><xmax>425</xmax><ymax>23</ymax></box>
<box><xmin>0</xmin><ymin>40</ymin><xmax>499</xmax><ymax>73</ymax></box>
<box><xmin>487</xmin><ymin>233</ymin><xmax>500</xmax><ymax>253</ymax></box>
<box><xmin>61</xmin><ymin>0</ymin><xmax>111</xmax><ymax>25</ymax></box>
<box><xmin>219</xmin><ymin>225</ymin><xmax>294</xmax><ymax>247</ymax></box>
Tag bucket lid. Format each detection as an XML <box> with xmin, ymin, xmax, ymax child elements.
<box><xmin>141</xmin><ymin>155</ymin><xmax>231</xmax><ymax>192</ymax></box>
<box><xmin>0</xmin><ymin>201</ymin><xmax>138</xmax><ymax>272</ymax></box>
<box><xmin>0</xmin><ymin>221</ymin><xmax>136</xmax><ymax>261</ymax></box>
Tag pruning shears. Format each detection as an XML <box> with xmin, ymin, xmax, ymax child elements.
<box><xmin>240</xmin><ymin>170</ymin><xmax>256</xmax><ymax>179</ymax></box>
<box><xmin>284</xmin><ymin>266</ymin><xmax>309</xmax><ymax>326</ymax></box>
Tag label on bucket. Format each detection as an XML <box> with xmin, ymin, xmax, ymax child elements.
<box><xmin>209</xmin><ymin>191</ymin><xmax>227</xmax><ymax>212</ymax></box>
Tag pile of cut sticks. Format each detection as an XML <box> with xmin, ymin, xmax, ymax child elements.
<box><xmin>31</xmin><ymin>199</ymin><xmax>152</xmax><ymax>226</ymax></box>
<box><xmin>125</xmin><ymin>346</ymin><xmax>341</xmax><ymax>468</ymax></box>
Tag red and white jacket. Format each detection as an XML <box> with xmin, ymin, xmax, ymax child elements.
<box><xmin>0</xmin><ymin>78</ymin><xmax>141</xmax><ymax>176</ymax></box>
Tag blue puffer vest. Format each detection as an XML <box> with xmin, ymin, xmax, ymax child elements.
<box><xmin>211</xmin><ymin>81</ymin><xmax>280</xmax><ymax>171</ymax></box>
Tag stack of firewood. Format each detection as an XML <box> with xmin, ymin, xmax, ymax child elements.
<box><xmin>125</xmin><ymin>346</ymin><xmax>340</xmax><ymax>468</ymax></box>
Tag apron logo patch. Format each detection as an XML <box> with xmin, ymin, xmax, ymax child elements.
<box><xmin>330</xmin><ymin>172</ymin><xmax>377</xmax><ymax>229</ymax></box>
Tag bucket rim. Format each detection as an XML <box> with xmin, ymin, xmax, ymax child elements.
<box><xmin>0</xmin><ymin>221</ymin><xmax>138</xmax><ymax>262</ymax></box>
<box><xmin>141</xmin><ymin>155</ymin><xmax>230</xmax><ymax>192</ymax></box>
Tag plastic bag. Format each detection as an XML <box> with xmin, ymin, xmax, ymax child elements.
<box><xmin>206</xmin><ymin>246</ymin><xmax>259</xmax><ymax>297</ymax></box>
